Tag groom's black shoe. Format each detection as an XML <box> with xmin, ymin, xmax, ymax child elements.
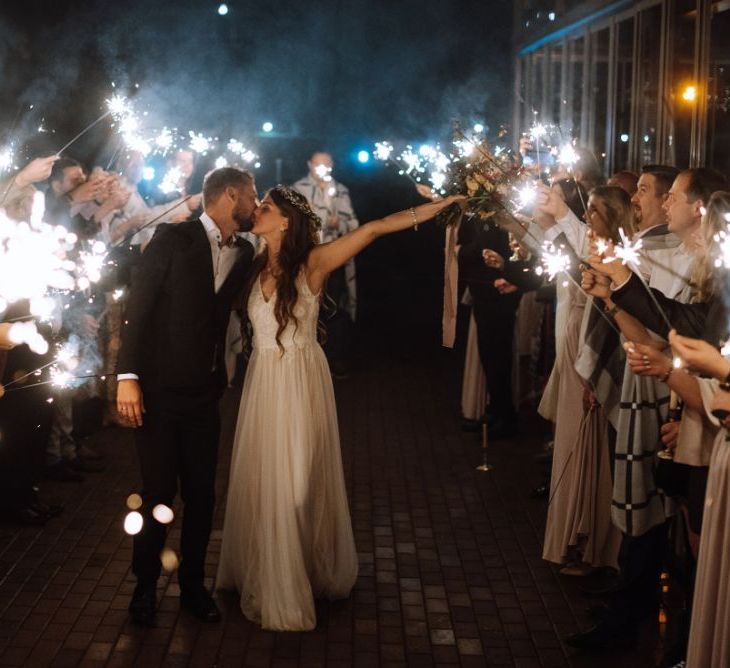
<box><xmin>129</xmin><ymin>583</ymin><xmax>156</xmax><ymax>627</ymax></box>
<box><xmin>180</xmin><ymin>587</ymin><xmax>221</xmax><ymax>623</ymax></box>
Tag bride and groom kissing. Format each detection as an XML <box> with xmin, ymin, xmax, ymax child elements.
<box><xmin>116</xmin><ymin>166</ymin><xmax>462</xmax><ymax>631</ymax></box>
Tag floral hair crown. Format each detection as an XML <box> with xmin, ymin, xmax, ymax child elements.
<box><xmin>272</xmin><ymin>185</ymin><xmax>322</xmax><ymax>229</ymax></box>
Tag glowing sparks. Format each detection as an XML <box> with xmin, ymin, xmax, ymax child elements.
<box><xmin>314</xmin><ymin>163</ymin><xmax>333</xmax><ymax>182</ymax></box>
<box><xmin>673</xmin><ymin>356</ymin><xmax>683</xmax><ymax>369</ymax></box>
<box><xmin>530</xmin><ymin>123</ymin><xmax>547</xmax><ymax>140</ymax></box>
<box><xmin>373</xmin><ymin>141</ymin><xmax>394</xmax><ymax>161</ymax></box>
<box><xmin>159</xmin><ymin>166</ymin><xmax>184</xmax><ymax>195</ymax></box>
<box><xmin>604</xmin><ymin>228</ymin><xmax>643</xmax><ymax>267</ymax></box>
<box><xmin>214</xmin><ymin>156</ymin><xmax>228</xmax><ymax>169</ymax></box>
<box><xmin>515</xmin><ymin>183</ymin><xmax>537</xmax><ymax>211</ymax></box>
<box><xmin>537</xmin><ymin>242</ymin><xmax>571</xmax><ymax>281</ymax></box>
<box><xmin>558</xmin><ymin>143</ymin><xmax>579</xmax><ymax>167</ymax></box>
<box><xmin>594</xmin><ymin>238</ymin><xmax>610</xmax><ymax>256</ymax></box>
<box><xmin>106</xmin><ymin>94</ymin><xmax>133</xmax><ymax>118</ymax></box>
<box><xmin>0</xmin><ymin>146</ymin><xmax>14</xmax><ymax>172</ymax></box>
<box><xmin>188</xmin><ymin>131</ymin><xmax>211</xmax><ymax>154</ymax></box>
<box><xmin>226</xmin><ymin>139</ymin><xmax>257</xmax><ymax>163</ymax></box>
<box><xmin>155</xmin><ymin>128</ymin><xmax>174</xmax><ymax>152</ymax></box>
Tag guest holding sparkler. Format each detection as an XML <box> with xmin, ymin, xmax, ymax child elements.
<box><xmin>293</xmin><ymin>152</ymin><xmax>359</xmax><ymax>378</ymax></box>
<box><xmin>534</xmin><ymin>185</ymin><xmax>631</xmax><ymax>580</ymax></box>
<box><xmin>458</xmin><ymin>214</ymin><xmax>521</xmax><ymax>438</ymax></box>
<box><xmin>575</xmin><ymin>184</ymin><xmax>728</xmax><ymax>654</ymax></box>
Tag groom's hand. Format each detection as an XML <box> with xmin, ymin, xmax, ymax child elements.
<box><xmin>117</xmin><ymin>379</ymin><xmax>145</xmax><ymax>427</ymax></box>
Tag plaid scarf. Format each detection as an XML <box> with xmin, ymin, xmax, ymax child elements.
<box><xmin>612</xmin><ymin>225</ymin><xmax>685</xmax><ymax>536</ymax></box>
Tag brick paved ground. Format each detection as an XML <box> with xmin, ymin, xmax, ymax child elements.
<box><xmin>0</xmin><ymin>316</ymin><xmax>659</xmax><ymax>667</ymax></box>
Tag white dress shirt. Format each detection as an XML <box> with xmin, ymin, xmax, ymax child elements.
<box><xmin>117</xmin><ymin>213</ymin><xmax>238</xmax><ymax>381</ymax></box>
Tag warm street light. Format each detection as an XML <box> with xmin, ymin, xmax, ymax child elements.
<box><xmin>681</xmin><ymin>85</ymin><xmax>697</xmax><ymax>103</ymax></box>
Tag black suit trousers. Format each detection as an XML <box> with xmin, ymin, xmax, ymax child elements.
<box><xmin>472</xmin><ymin>298</ymin><xmax>519</xmax><ymax>422</ymax></box>
<box><xmin>132</xmin><ymin>387</ymin><xmax>220</xmax><ymax>591</ymax></box>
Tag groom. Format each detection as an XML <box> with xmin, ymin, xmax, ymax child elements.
<box><xmin>116</xmin><ymin>167</ymin><xmax>257</xmax><ymax>626</ymax></box>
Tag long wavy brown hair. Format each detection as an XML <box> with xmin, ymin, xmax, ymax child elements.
<box><xmin>690</xmin><ymin>191</ymin><xmax>730</xmax><ymax>303</ymax></box>
<box><xmin>239</xmin><ymin>186</ymin><xmax>323</xmax><ymax>356</ymax></box>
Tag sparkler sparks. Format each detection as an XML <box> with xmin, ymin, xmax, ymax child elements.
<box><xmin>515</xmin><ymin>183</ymin><xmax>537</xmax><ymax>211</ymax></box>
<box><xmin>537</xmin><ymin>242</ymin><xmax>571</xmax><ymax>281</ymax></box>
<box><xmin>373</xmin><ymin>142</ymin><xmax>393</xmax><ymax>161</ymax></box>
<box><xmin>604</xmin><ymin>227</ymin><xmax>643</xmax><ymax>267</ymax></box>
<box><xmin>188</xmin><ymin>131</ymin><xmax>211</xmax><ymax>154</ymax></box>
<box><xmin>558</xmin><ymin>143</ymin><xmax>579</xmax><ymax>167</ymax></box>
<box><xmin>159</xmin><ymin>166</ymin><xmax>184</xmax><ymax>195</ymax></box>
<box><xmin>0</xmin><ymin>146</ymin><xmax>15</xmax><ymax>173</ymax></box>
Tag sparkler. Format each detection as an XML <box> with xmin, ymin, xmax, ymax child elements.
<box><xmin>599</xmin><ymin>228</ymin><xmax>673</xmax><ymax>331</ymax></box>
<box><xmin>536</xmin><ymin>242</ymin><xmax>571</xmax><ymax>281</ymax></box>
<box><xmin>0</xmin><ymin>146</ymin><xmax>15</xmax><ymax>173</ymax></box>
<box><xmin>159</xmin><ymin>166</ymin><xmax>184</xmax><ymax>195</ymax></box>
<box><xmin>188</xmin><ymin>131</ymin><xmax>211</xmax><ymax>154</ymax></box>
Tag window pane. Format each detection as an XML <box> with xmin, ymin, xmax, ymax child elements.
<box><xmin>614</xmin><ymin>18</ymin><xmax>634</xmax><ymax>169</ymax></box>
<box><xmin>706</xmin><ymin>7</ymin><xmax>730</xmax><ymax>174</ymax></box>
<box><xmin>667</xmin><ymin>0</ymin><xmax>695</xmax><ymax>169</ymax></box>
<box><xmin>590</xmin><ymin>28</ymin><xmax>611</xmax><ymax>171</ymax></box>
<box><xmin>637</xmin><ymin>5</ymin><xmax>662</xmax><ymax>165</ymax></box>
<box><xmin>549</xmin><ymin>42</ymin><xmax>563</xmax><ymax>124</ymax></box>
<box><xmin>569</xmin><ymin>36</ymin><xmax>585</xmax><ymax>140</ymax></box>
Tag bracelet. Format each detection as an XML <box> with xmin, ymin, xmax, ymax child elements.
<box><xmin>604</xmin><ymin>304</ymin><xmax>620</xmax><ymax>317</ymax></box>
<box><xmin>410</xmin><ymin>207</ymin><xmax>419</xmax><ymax>231</ymax></box>
<box><xmin>660</xmin><ymin>366</ymin><xmax>673</xmax><ymax>383</ymax></box>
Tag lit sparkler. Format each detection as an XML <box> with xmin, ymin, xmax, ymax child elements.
<box><xmin>188</xmin><ymin>131</ymin><xmax>211</xmax><ymax>154</ymax></box>
<box><xmin>604</xmin><ymin>227</ymin><xmax>643</xmax><ymax>267</ymax></box>
<box><xmin>0</xmin><ymin>146</ymin><xmax>15</xmax><ymax>173</ymax></box>
<box><xmin>537</xmin><ymin>242</ymin><xmax>571</xmax><ymax>281</ymax></box>
<box><xmin>159</xmin><ymin>166</ymin><xmax>184</xmax><ymax>195</ymax></box>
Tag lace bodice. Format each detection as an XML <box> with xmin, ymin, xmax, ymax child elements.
<box><xmin>248</xmin><ymin>272</ymin><xmax>320</xmax><ymax>351</ymax></box>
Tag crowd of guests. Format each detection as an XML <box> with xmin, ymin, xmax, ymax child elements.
<box><xmin>0</xmin><ymin>146</ymin><xmax>358</xmax><ymax>524</ymax></box>
<box><xmin>456</xmin><ymin>145</ymin><xmax>730</xmax><ymax>666</ymax></box>
<box><xmin>0</xmin><ymin>147</ymin><xmax>202</xmax><ymax>525</ymax></box>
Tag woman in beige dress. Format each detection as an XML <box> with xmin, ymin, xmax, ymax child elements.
<box><xmin>216</xmin><ymin>186</ymin><xmax>462</xmax><ymax>631</ymax></box>
<box><xmin>538</xmin><ymin>186</ymin><xmax>634</xmax><ymax>571</ymax></box>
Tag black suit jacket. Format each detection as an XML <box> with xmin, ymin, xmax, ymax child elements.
<box><xmin>458</xmin><ymin>217</ymin><xmax>521</xmax><ymax>307</ymax></box>
<box><xmin>611</xmin><ymin>271</ymin><xmax>727</xmax><ymax>345</ymax></box>
<box><xmin>116</xmin><ymin>219</ymin><xmax>255</xmax><ymax>394</ymax></box>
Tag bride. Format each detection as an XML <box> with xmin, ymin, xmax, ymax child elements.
<box><xmin>216</xmin><ymin>185</ymin><xmax>462</xmax><ymax>631</ymax></box>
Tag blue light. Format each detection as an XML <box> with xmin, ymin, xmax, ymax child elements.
<box><xmin>357</xmin><ymin>150</ymin><xmax>370</xmax><ymax>164</ymax></box>
<box><xmin>262</xmin><ymin>121</ymin><xmax>274</xmax><ymax>133</ymax></box>
<box><xmin>218</xmin><ymin>4</ymin><xmax>229</xmax><ymax>16</ymax></box>
<box><xmin>473</xmin><ymin>123</ymin><xmax>484</xmax><ymax>133</ymax></box>
<box><xmin>142</xmin><ymin>166</ymin><xmax>155</xmax><ymax>181</ymax></box>
<box><xmin>620</xmin><ymin>133</ymin><xmax>629</xmax><ymax>143</ymax></box>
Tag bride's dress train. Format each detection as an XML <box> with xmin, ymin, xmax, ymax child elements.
<box><xmin>216</xmin><ymin>272</ymin><xmax>358</xmax><ymax>631</ymax></box>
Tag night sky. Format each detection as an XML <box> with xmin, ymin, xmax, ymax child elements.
<box><xmin>1</xmin><ymin>0</ymin><xmax>513</xmax><ymax>334</ymax></box>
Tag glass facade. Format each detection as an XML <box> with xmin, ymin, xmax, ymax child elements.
<box><xmin>513</xmin><ymin>0</ymin><xmax>730</xmax><ymax>174</ymax></box>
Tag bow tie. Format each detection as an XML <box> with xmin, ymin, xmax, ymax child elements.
<box><xmin>217</xmin><ymin>235</ymin><xmax>239</xmax><ymax>249</ymax></box>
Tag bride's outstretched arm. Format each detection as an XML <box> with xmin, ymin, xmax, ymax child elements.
<box><xmin>307</xmin><ymin>195</ymin><xmax>464</xmax><ymax>287</ymax></box>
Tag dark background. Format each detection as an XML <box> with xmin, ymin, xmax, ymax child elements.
<box><xmin>0</xmin><ymin>0</ymin><xmax>513</xmax><ymax>349</ymax></box>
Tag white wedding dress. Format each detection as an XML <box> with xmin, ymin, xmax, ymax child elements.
<box><xmin>216</xmin><ymin>271</ymin><xmax>358</xmax><ymax>631</ymax></box>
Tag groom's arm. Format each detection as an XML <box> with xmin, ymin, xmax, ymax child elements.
<box><xmin>116</xmin><ymin>226</ymin><xmax>175</xmax><ymax>427</ymax></box>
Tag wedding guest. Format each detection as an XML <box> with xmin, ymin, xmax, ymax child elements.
<box><xmin>534</xmin><ymin>186</ymin><xmax>630</xmax><ymax>579</ymax></box>
<box><xmin>608</xmin><ymin>170</ymin><xmax>638</xmax><ymax>196</ymax></box>
<box><xmin>293</xmin><ymin>152</ymin><xmax>359</xmax><ymax>378</ymax></box>
<box><xmin>664</xmin><ymin>331</ymin><xmax>730</xmax><ymax>668</ymax></box>
<box><xmin>574</xmin><ymin>187</ymin><xmax>728</xmax><ymax>652</ymax></box>
<box><xmin>458</xmin><ymin>214</ymin><xmax>521</xmax><ymax>438</ymax></box>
